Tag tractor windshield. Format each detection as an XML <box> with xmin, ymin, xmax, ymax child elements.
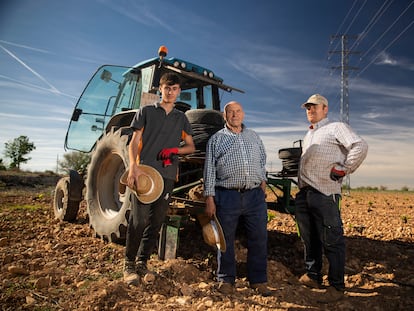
<box><xmin>64</xmin><ymin>65</ymin><xmax>140</xmax><ymax>152</ymax></box>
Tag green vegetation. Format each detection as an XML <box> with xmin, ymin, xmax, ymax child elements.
<box><xmin>9</xmin><ymin>204</ymin><xmax>43</xmax><ymax>211</ymax></box>
<box><xmin>3</xmin><ymin>135</ymin><xmax>36</xmax><ymax>170</ymax></box>
<box><xmin>58</xmin><ymin>151</ymin><xmax>91</xmax><ymax>175</ymax></box>
<box><xmin>267</xmin><ymin>211</ymin><xmax>276</xmax><ymax>222</ymax></box>
<box><xmin>400</xmin><ymin>215</ymin><xmax>409</xmax><ymax>224</ymax></box>
<box><xmin>0</xmin><ymin>159</ymin><xmax>6</xmax><ymax>170</ymax></box>
<box><xmin>352</xmin><ymin>186</ymin><xmax>413</xmax><ymax>192</ymax></box>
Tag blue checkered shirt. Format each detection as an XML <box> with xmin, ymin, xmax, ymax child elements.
<box><xmin>298</xmin><ymin>118</ymin><xmax>368</xmax><ymax>195</ymax></box>
<box><xmin>203</xmin><ymin>125</ymin><xmax>267</xmax><ymax>197</ymax></box>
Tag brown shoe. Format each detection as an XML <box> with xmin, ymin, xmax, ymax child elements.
<box><xmin>299</xmin><ymin>273</ymin><xmax>324</xmax><ymax>289</ymax></box>
<box><xmin>250</xmin><ymin>283</ymin><xmax>272</xmax><ymax>297</ymax></box>
<box><xmin>317</xmin><ymin>286</ymin><xmax>344</xmax><ymax>303</ymax></box>
<box><xmin>123</xmin><ymin>260</ymin><xmax>139</xmax><ymax>286</ymax></box>
<box><xmin>217</xmin><ymin>282</ymin><xmax>235</xmax><ymax>295</ymax></box>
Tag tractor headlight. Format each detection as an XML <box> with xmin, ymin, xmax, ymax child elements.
<box><xmin>203</xmin><ymin>70</ymin><xmax>214</xmax><ymax>78</ymax></box>
<box><xmin>173</xmin><ymin>61</ymin><xmax>186</xmax><ymax>69</ymax></box>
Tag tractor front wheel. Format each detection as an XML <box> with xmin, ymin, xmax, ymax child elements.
<box><xmin>53</xmin><ymin>177</ymin><xmax>81</xmax><ymax>221</ymax></box>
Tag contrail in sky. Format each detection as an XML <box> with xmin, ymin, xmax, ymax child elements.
<box><xmin>0</xmin><ymin>40</ymin><xmax>53</xmax><ymax>54</ymax></box>
<box><xmin>0</xmin><ymin>74</ymin><xmax>76</xmax><ymax>99</ymax></box>
<box><xmin>0</xmin><ymin>43</ymin><xmax>61</xmax><ymax>94</ymax></box>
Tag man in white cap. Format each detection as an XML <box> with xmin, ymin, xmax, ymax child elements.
<box><xmin>296</xmin><ymin>94</ymin><xmax>368</xmax><ymax>302</ymax></box>
<box><xmin>123</xmin><ymin>73</ymin><xmax>195</xmax><ymax>285</ymax></box>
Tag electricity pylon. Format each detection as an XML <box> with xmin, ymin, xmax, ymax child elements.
<box><xmin>329</xmin><ymin>34</ymin><xmax>359</xmax><ymax>194</ymax></box>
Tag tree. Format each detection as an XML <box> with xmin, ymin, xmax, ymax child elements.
<box><xmin>0</xmin><ymin>158</ymin><xmax>6</xmax><ymax>171</ymax></box>
<box><xmin>58</xmin><ymin>151</ymin><xmax>91</xmax><ymax>174</ymax></box>
<box><xmin>3</xmin><ymin>136</ymin><xmax>36</xmax><ymax>170</ymax></box>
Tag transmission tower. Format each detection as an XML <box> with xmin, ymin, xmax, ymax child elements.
<box><xmin>329</xmin><ymin>35</ymin><xmax>359</xmax><ymax>193</ymax></box>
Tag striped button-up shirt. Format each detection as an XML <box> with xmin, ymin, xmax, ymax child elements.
<box><xmin>203</xmin><ymin>125</ymin><xmax>267</xmax><ymax>197</ymax></box>
<box><xmin>298</xmin><ymin>118</ymin><xmax>368</xmax><ymax>196</ymax></box>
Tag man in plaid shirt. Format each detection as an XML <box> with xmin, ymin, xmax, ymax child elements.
<box><xmin>295</xmin><ymin>94</ymin><xmax>368</xmax><ymax>303</ymax></box>
<box><xmin>203</xmin><ymin>101</ymin><xmax>270</xmax><ymax>296</ymax></box>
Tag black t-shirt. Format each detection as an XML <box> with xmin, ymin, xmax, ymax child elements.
<box><xmin>130</xmin><ymin>102</ymin><xmax>193</xmax><ymax>180</ymax></box>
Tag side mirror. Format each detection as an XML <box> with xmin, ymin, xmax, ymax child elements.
<box><xmin>71</xmin><ymin>108</ymin><xmax>82</xmax><ymax>121</ymax></box>
<box><xmin>100</xmin><ymin>69</ymin><xmax>112</xmax><ymax>82</ymax></box>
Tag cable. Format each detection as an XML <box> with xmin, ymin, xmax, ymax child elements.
<box><xmin>317</xmin><ymin>0</ymin><xmax>367</xmax><ymax>97</ymax></box>
<box><xmin>309</xmin><ymin>0</ymin><xmax>358</xmax><ymax>94</ymax></box>
<box><xmin>348</xmin><ymin>0</ymin><xmax>395</xmax><ymax>80</ymax></box>
<box><xmin>350</xmin><ymin>0</ymin><xmax>394</xmax><ymax>51</ymax></box>
<box><xmin>360</xmin><ymin>0</ymin><xmax>414</xmax><ymax>60</ymax></box>
<box><xmin>341</xmin><ymin>0</ymin><xmax>369</xmax><ymax>36</ymax></box>
<box><xmin>329</xmin><ymin>0</ymin><xmax>360</xmax><ymax>59</ymax></box>
<box><xmin>357</xmin><ymin>18</ymin><xmax>414</xmax><ymax>77</ymax></box>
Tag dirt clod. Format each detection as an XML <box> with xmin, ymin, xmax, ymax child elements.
<box><xmin>1</xmin><ymin>180</ymin><xmax>414</xmax><ymax>310</ymax></box>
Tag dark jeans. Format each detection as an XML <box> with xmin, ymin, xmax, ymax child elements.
<box><xmin>215</xmin><ymin>187</ymin><xmax>268</xmax><ymax>285</ymax></box>
<box><xmin>125</xmin><ymin>178</ymin><xmax>174</xmax><ymax>263</ymax></box>
<box><xmin>295</xmin><ymin>187</ymin><xmax>345</xmax><ymax>290</ymax></box>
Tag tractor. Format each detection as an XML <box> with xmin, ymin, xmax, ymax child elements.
<box><xmin>53</xmin><ymin>46</ymin><xmax>300</xmax><ymax>256</ymax></box>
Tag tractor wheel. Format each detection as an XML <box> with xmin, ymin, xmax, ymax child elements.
<box><xmin>185</xmin><ymin>109</ymin><xmax>224</xmax><ymax>152</ymax></box>
<box><xmin>86</xmin><ymin>127</ymin><xmax>133</xmax><ymax>243</ymax></box>
<box><xmin>53</xmin><ymin>177</ymin><xmax>81</xmax><ymax>221</ymax></box>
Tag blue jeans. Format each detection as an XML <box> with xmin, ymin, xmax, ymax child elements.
<box><xmin>295</xmin><ymin>187</ymin><xmax>345</xmax><ymax>290</ymax></box>
<box><xmin>125</xmin><ymin>178</ymin><xmax>174</xmax><ymax>263</ymax></box>
<box><xmin>215</xmin><ymin>187</ymin><xmax>268</xmax><ymax>285</ymax></box>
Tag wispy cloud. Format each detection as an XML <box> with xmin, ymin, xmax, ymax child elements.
<box><xmin>227</xmin><ymin>43</ymin><xmax>339</xmax><ymax>98</ymax></box>
<box><xmin>0</xmin><ymin>74</ymin><xmax>76</xmax><ymax>99</ymax></box>
<box><xmin>0</xmin><ymin>111</ymin><xmax>70</xmax><ymax>122</ymax></box>
<box><xmin>97</xmin><ymin>0</ymin><xmax>179</xmax><ymax>35</ymax></box>
<box><xmin>374</xmin><ymin>51</ymin><xmax>414</xmax><ymax>70</ymax></box>
<box><xmin>351</xmin><ymin>77</ymin><xmax>414</xmax><ymax>103</ymax></box>
<box><xmin>0</xmin><ymin>44</ymin><xmax>61</xmax><ymax>94</ymax></box>
<box><xmin>227</xmin><ymin>43</ymin><xmax>414</xmax><ymax>113</ymax></box>
<box><xmin>375</xmin><ymin>51</ymin><xmax>397</xmax><ymax>65</ymax></box>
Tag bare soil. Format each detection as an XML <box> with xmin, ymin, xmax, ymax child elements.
<box><xmin>1</xmin><ymin>176</ymin><xmax>413</xmax><ymax>311</ymax></box>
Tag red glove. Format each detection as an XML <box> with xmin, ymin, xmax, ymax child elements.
<box><xmin>330</xmin><ymin>167</ymin><xmax>346</xmax><ymax>181</ymax></box>
<box><xmin>158</xmin><ymin>148</ymin><xmax>178</xmax><ymax>160</ymax></box>
<box><xmin>158</xmin><ymin>148</ymin><xmax>178</xmax><ymax>167</ymax></box>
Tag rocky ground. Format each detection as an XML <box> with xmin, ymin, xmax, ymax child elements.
<box><xmin>1</xmin><ymin>176</ymin><xmax>414</xmax><ymax>310</ymax></box>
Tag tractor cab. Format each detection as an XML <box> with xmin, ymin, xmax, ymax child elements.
<box><xmin>64</xmin><ymin>46</ymin><xmax>243</xmax><ymax>153</ymax></box>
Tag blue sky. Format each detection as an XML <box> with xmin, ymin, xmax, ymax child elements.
<box><xmin>1</xmin><ymin>0</ymin><xmax>413</xmax><ymax>190</ymax></box>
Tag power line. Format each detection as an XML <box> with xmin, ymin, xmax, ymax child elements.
<box><xmin>329</xmin><ymin>0</ymin><xmax>360</xmax><ymax>54</ymax></box>
<box><xmin>310</xmin><ymin>0</ymin><xmax>359</xmax><ymax>94</ymax></box>
<box><xmin>350</xmin><ymin>0</ymin><xmax>395</xmax><ymax>51</ymax></box>
<box><xmin>313</xmin><ymin>0</ymin><xmax>414</xmax><ymax>104</ymax></box>
<box><xmin>348</xmin><ymin>0</ymin><xmax>395</xmax><ymax>80</ymax></box>
<box><xmin>360</xmin><ymin>0</ymin><xmax>414</xmax><ymax>60</ymax></box>
<box><xmin>340</xmin><ymin>0</ymin><xmax>369</xmax><ymax>37</ymax></box>
<box><xmin>357</xmin><ymin>18</ymin><xmax>414</xmax><ymax>77</ymax></box>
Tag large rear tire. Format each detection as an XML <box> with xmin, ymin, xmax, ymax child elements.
<box><xmin>86</xmin><ymin>128</ymin><xmax>133</xmax><ymax>243</ymax></box>
<box><xmin>185</xmin><ymin>109</ymin><xmax>224</xmax><ymax>152</ymax></box>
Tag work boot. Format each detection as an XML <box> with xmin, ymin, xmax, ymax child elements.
<box><xmin>217</xmin><ymin>282</ymin><xmax>235</xmax><ymax>295</ymax></box>
<box><xmin>136</xmin><ymin>260</ymin><xmax>157</xmax><ymax>284</ymax></box>
<box><xmin>317</xmin><ymin>286</ymin><xmax>345</xmax><ymax>303</ymax></box>
<box><xmin>123</xmin><ymin>260</ymin><xmax>139</xmax><ymax>286</ymax></box>
<box><xmin>299</xmin><ymin>273</ymin><xmax>324</xmax><ymax>289</ymax></box>
<box><xmin>136</xmin><ymin>260</ymin><xmax>149</xmax><ymax>276</ymax></box>
<box><xmin>250</xmin><ymin>283</ymin><xmax>272</xmax><ymax>297</ymax></box>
